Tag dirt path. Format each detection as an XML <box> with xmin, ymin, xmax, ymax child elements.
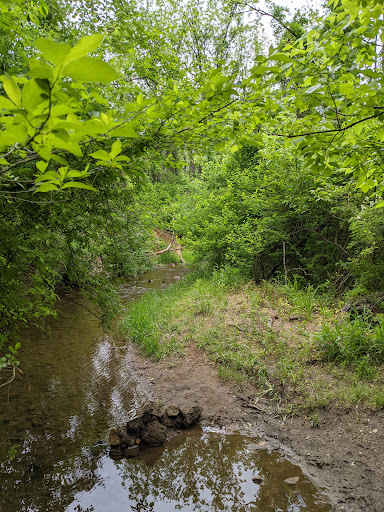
<box><xmin>123</xmin><ymin>341</ymin><xmax>384</xmax><ymax>512</ymax></box>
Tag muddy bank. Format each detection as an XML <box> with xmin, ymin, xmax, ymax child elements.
<box><xmin>121</xmin><ymin>341</ymin><xmax>384</xmax><ymax>512</ymax></box>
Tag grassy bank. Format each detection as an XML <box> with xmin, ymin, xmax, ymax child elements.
<box><xmin>119</xmin><ymin>266</ymin><xmax>384</xmax><ymax>413</ymax></box>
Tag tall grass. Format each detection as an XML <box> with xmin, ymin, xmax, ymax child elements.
<box><xmin>120</xmin><ymin>265</ymin><xmax>244</xmax><ymax>358</ymax></box>
<box><xmin>316</xmin><ymin>314</ymin><xmax>384</xmax><ymax>377</ymax></box>
<box><xmin>119</xmin><ymin>279</ymin><xmax>187</xmax><ymax>358</ymax></box>
<box><xmin>156</xmin><ymin>251</ymin><xmax>181</xmax><ymax>264</ymax></box>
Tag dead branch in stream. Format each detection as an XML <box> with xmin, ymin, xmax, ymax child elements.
<box><xmin>146</xmin><ymin>245</ymin><xmax>186</xmax><ymax>256</ymax></box>
<box><xmin>0</xmin><ymin>366</ymin><xmax>16</xmax><ymax>388</ymax></box>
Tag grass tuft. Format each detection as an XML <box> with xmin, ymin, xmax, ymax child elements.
<box><xmin>316</xmin><ymin>315</ymin><xmax>384</xmax><ymax>377</ymax></box>
<box><xmin>156</xmin><ymin>251</ymin><xmax>181</xmax><ymax>264</ymax></box>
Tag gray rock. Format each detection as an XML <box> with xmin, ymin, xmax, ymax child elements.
<box><xmin>247</xmin><ymin>443</ymin><xmax>260</xmax><ymax>451</ymax></box>
<box><xmin>109</xmin><ymin>447</ymin><xmax>124</xmax><ymax>460</ymax></box>
<box><xmin>126</xmin><ymin>417</ymin><xmax>145</xmax><ymax>435</ymax></box>
<box><xmin>180</xmin><ymin>406</ymin><xmax>203</xmax><ymax>428</ymax></box>
<box><xmin>161</xmin><ymin>414</ymin><xmax>177</xmax><ymax>428</ymax></box>
<box><xmin>141</xmin><ymin>419</ymin><xmax>167</xmax><ymax>447</ymax></box>
<box><xmin>166</xmin><ymin>404</ymin><xmax>180</xmax><ymax>417</ymax></box>
<box><xmin>93</xmin><ymin>440</ymin><xmax>107</xmax><ymax>447</ymax></box>
<box><xmin>284</xmin><ymin>476</ymin><xmax>300</xmax><ymax>485</ymax></box>
<box><xmin>110</xmin><ymin>401</ymin><xmax>203</xmax><ymax>456</ymax></box>
<box><xmin>142</xmin><ymin>401</ymin><xmax>164</xmax><ymax>419</ymax></box>
<box><xmin>110</xmin><ymin>426</ymin><xmax>136</xmax><ymax>447</ymax></box>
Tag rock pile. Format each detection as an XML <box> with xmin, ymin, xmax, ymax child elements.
<box><xmin>109</xmin><ymin>401</ymin><xmax>202</xmax><ymax>459</ymax></box>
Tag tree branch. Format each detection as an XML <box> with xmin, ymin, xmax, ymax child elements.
<box><xmin>241</xmin><ymin>3</ymin><xmax>301</xmax><ymax>40</ymax></box>
<box><xmin>268</xmin><ymin>112</ymin><xmax>384</xmax><ymax>139</ymax></box>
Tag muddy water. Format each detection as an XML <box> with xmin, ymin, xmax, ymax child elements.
<box><xmin>0</xmin><ymin>266</ymin><xmax>331</xmax><ymax>512</ymax></box>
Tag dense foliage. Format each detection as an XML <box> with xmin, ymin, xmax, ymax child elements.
<box><xmin>145</xmin><ymin>140</ymin><xmax>384</xmax><ymax>295</ymax></box>
<box><xmin>1</xmin><ymin>0</ymin><xmax>383</xmax><ymax>373</ymax></box>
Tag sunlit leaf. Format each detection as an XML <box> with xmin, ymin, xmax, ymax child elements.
<box><xmin>62</xmin><ymin>58</ymin><xmax>118</xmax><ymax>83</ymax></box>
<box><xmin>35</xmin><ymin>38</ymin><xmax>71</xmax><ymax>66</ymax></box>
<box><xmin>67</xmin><ymin>34</ymin><xmax>104</xmax><ymax>62</ymax></box>
<box><xmin>3</xmin><ymin>74</ymin><xmax>21</xmax><ymax>107</ymax></box>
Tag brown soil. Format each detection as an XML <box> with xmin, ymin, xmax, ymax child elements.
<box><xmin>123</xmin><ymin>340</ymin><xmax>384</xmax><ymax>512</ymax></box>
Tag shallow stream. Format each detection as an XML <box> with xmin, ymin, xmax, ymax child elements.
<box><xmin>0</xmin><ymin>266</ymin><xmax>332</xmax><ymax>511</ymax></box>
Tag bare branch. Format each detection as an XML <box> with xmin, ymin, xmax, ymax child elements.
<box><xmin>267</xmin><ymin>112</ymin><xmax>384</xmax><ymax>139</ymax></box>
<box><xmin>0</xmin><ymin>366</ymin><xmax>16</xmax><ymax>388</ymax></box>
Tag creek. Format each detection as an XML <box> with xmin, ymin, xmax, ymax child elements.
<box><xmin>0</xmin><ymin>265</ymin><xmax>331</xmax><ymax>512</ymax></box>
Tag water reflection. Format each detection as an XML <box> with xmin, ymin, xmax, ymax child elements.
<box><xmin>0</xmin><ymin>266</ymin><xmax>330</xmax><ymax>512</ymax></box>
<box><xmin>0</xmin><ymin>266</ymin><xmax>188</xmax><ymax>512</ymax></box>
<box><xmin>68</xmin><ymin>429</ymin><xmax>331</xmax><ymax>512</ymax></box>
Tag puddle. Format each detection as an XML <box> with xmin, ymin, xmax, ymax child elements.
<box><xmin>68</xmin><ymin>428</ymin><xmax>331</xmax><ymax>512</ymax></box>
<box><xmin>0</xmin><ymin>266</ymin><xmax>331</xmax><ymax>511</ymax></box>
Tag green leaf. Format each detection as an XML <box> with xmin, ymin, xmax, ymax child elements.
<box><xmin>0</xmin><ymin>96</ymin><xmax>14</xmax><ymax>111</ymax></box>
<box><xmin>61</xmin><ymin>182</ymin><xmax>96</xmax><ymax>191</ymax></box>
<box><xmin>269</xmin><ymin>53</ymin><xmax>291</xmax><ymax>63</ymax></box>
<box><xmin>62</xmin><ymin>57</ymin><xmax>118</xmax><ymax>83</ymax></box>
<box><xmin>35</xmin><ymin>38</ymin><xmax>71</xmax><ymax>66</ymax></box>
<box><xmin>66</xmin><ymin>170</ymin><xmax>84</xmax><ymax>178</ymax></box>
<box><xmin>90</xmin><ymin>149</ymin><xmax>110</xmax><ymax>160</ymax></box>
<box><xmin>36</xmin><ymin>161</ymin><xmax>48</xmax><ymax>173</ymax></box>
<box><xmin>3</xmin><ymin>74</ymin><xmax>21</xmax><ymax>107</ymax></box>
<box><xmin>112</xmin><ymin>126</ymin><xmax>139</xmax><ymax>137</ymax></box>
<box><xmin>110</xmin><ymin>139</ymin><xmax>122</xmax><ymax>159</ymax></box>
<box><xmin>35</xmin><ymin>171</ymin><xmax>60</xmax><ymax>181</ymax></box>
<box><xmin>37</xmin><ymin>146</ymin><xmax>52</xmax><ymax>161</ymax></box>
<box><xmin>375</xmin><ymin>201</ymin><xmax>384</xmax><ymax>208</ymax></box>
<box><xmin>29</xmin><ymin>62</ymin><xmax>54</xmax><ymax>81</ymax></box>
<box><xmin>214</xmin><ymin>141</ymin><xmax>226</xmax><ymax>151</ymax></box>
<box><xmin>35</xmin><ymin>182</ymin><xmax>58</xmax><ymax>192</ymax></box>
<box><xmin>50</xmin><ymin>154</ymin><xmax>68</xmax><ymax>165</ymax></box>
<box><xmin>35</xmin><ymin>78</ymin><xmax>50</xmax><ymax>94</ymax></box>
<box><xmin>39</xmin><ymin>3</ymin><xmax>49</xmax><ymax>16</ymax></box>
<box><xmin>67</xmin><ymin>34</ymin><xmax>104</xmax><ymax>62</ymax></box>
<box><xmin>361</xmin><ymin>69</ymin><xmax>379</xmax><ymax>78</ymax></box>
<box><xmin>52</xmin><ymin>128</ymin><xmax>69</xmax><ymax>142</ymax></box>
<box><xmin>49</xmin><ymin>138</ymin><xmax>83</xmax><ymax>157</ymax></box>
<box><xmin>22</xmin><ymin>79</ymin><xmax>47</xmax><ymax>109</ymax></box>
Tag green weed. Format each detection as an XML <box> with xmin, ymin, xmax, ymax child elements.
<box><xmin>276</xmin><ymin>357</ymin><xmax>303</xmax><ymax>387</ymax></box>
<box><xmin>119</xmin><ymin>275</ymin><xmax>191</xmax><ymax>357</ymax></box>
<box><xmin>218</xmin><ymin>365</ymin><xmax>245</xmax><ymax>385</ymax></box>
<box><xmin>181</xmin><ymin>250</ymin><xmax>196</xmax><ymax>265</ymax></box>
<box><xmin>156</xmin><ymin>251</ymin><xmax>180</xmax><ymax>264</ymax></box>
<box><xmin>284</xmin><ymin>281</ymin><xmax>319</xmax><ymax>319</ymax></box>
<box><xmin>309</xmin><ymin>413</ymin><xmax>320</xmax><ymax>428</ymax></box>
<box><xmin>373</xmin><ymin>390</ymin><xmax>384</xmax><ymax>409</ymax></box>
<box><xmin>316</xmin><ymin>315</ymin><xmax>384</xmax><ymax>376</ymax></box>
<box><xmin>349</xmin><ymin>384</ymin><xmax>372</xmax><ymax>404</ymax></box>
